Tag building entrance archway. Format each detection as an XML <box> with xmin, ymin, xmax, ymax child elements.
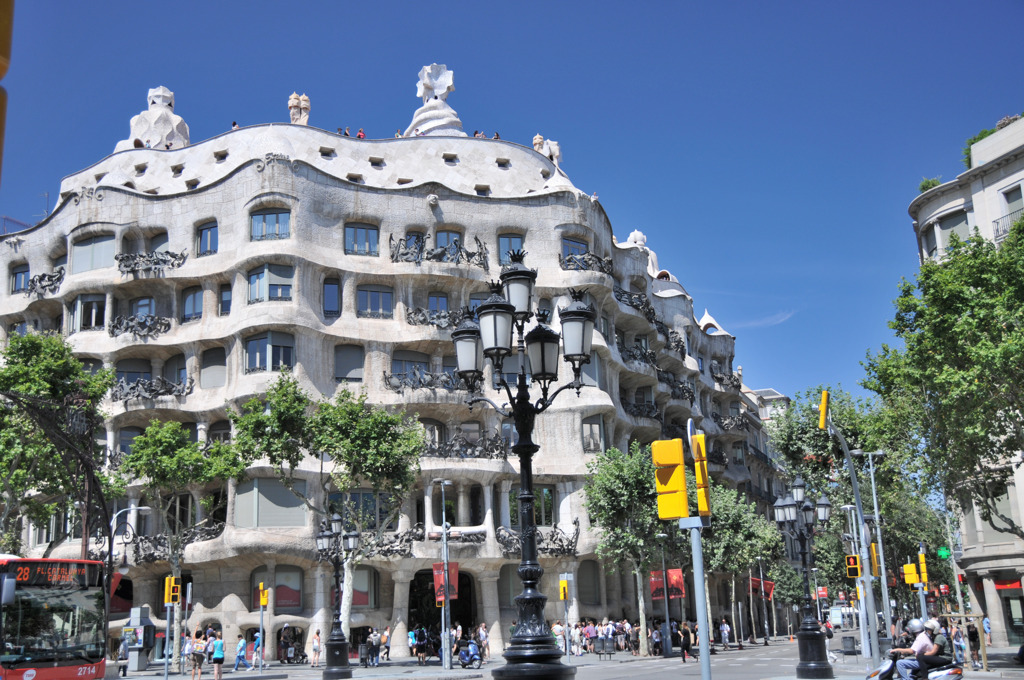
<box><xmin>409</xmin><ymin>569</ymin><xmax>477</xmax><ymax>635</ymax></box>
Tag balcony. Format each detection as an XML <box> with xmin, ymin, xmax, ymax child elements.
<box><xmin>389</xmin><ymin>234</ymin><xmax>489</xmax><ymax>272</ymax></box>
<box><xmin>559</xmin><ymin>251</ymin><xmax>613</xmax><ymax>275</ymax></box>
<box><xmin>108</xmin><ymin>314</ymin><xmax>171</xmax><ymax>338</ymax></box>
<box><xmin>422</xmin><ymin>428</ymin><xmax>510</xmax><ymax>460</ymax></box>
<box><xmin>110</xmin><ymin>375</ymin><xmax>194</xmax><ymax>402</ymax></box>
<box><xmin>994</xmin><ymin>207</ymin><xmax>1022</xmax><ymax>242</ymax></box>
<box><xmin>383</xmin><ymin>369</ymin><xmax>468</xmax><ymax>393</ymax></box>
<box><xmin>114</xmin><ymin>250</ymin><xmax>187</xmax><ymax>275</ymax></box>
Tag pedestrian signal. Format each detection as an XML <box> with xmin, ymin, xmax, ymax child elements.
<box><xmin>690</xmin><ymin>433</ymin><xmax>711</xmax><ymax>517</ymax></box>
<box><xmin>559</xmin><ymin>579</ymin><xmax>568</xmax><ymax>601</ymax></box>
<box><xmin>845</xmin><ymin>554</ymin><xmax>861</xmax><ymax>579</ymax></box>
<box><xmin>652</xmin><ymin>439</ymin><xmax>688</xmax><ymax>520</ymax></box>
<box><xmin>164</xmin><ymin>576</ymin><xmax>181</xmax><ymax>604</ymax></box>
<box><xmin>818</xmin><ymin>391</ymin><xmax>830</xmax><ymax>430</ymax></box>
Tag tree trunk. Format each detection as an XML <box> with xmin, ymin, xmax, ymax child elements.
<box><xmin>704</xmin><ymin>570</ymin><xmax>713</xmax><ymax>645</ymax></box>
<box><xmin>633</xmin><ymin>565</ymin><xmax>649</xmax><ymax>656</ymax></box>
<box><xmin>730</xmin><ymin>576</ymin><xmax>737</xmax><ymax>645</ymax></box>
<box><xmin>341</xmin><ymin>556</ymin><xmax>355</xmax><ymax>640</ymax></box>
<box><xmin>771</xmin><ymin>592</ymin><xmax>778</xmax><ymax>638</ymax></box>
<box><xmin>748</xmin><ymin>568</ymin><xmax>756</xmax><ymax>641</ymax></box>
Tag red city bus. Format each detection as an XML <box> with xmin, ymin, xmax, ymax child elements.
<box><xmin>0</xmin><ymin>557</ymin><xmax>106</xmax><ymax>680</ymax></box>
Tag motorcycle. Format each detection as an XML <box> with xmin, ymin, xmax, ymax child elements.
<box><xmin>867</xmin><ymin>651</ymin><xmax>962</xmax><ymax>680</ymax></box>
<box><xmin>458</xmin><ymin>639</ymin><xmax>482</xmax><ymax>669</ymax></box>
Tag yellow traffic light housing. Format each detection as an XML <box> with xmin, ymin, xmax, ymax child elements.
<box><xmin>918</xmin><ymin>553</ymin><xmax>928</xmax><ymax>585</ymax></box>
<box><xmin>652</xmin><ymin>439</ymin><xmax>688</xmax><ymax>520</ymax></box>
<box><xmin>818</xmin><ymin>391</ymin><xmax>830</xmax><ymax>430</ymax></box>
<box><xmin>870</xmin><ymin>543</ymin><xmax>881</xmax><ymax>577</ymax></box>
<box><xmin>903</xmin><ymin>563</ymin><xmax>919</xmax><ymax>584</ymax></box>
<box><xmin>845</xmin><ymin>554</ymin><xmax>861</xmax><ymax>579</ymax></box>
<box><xmin>164</xmin><ymin>576</ymin><xmax>181</xmax><ymax>604</ymax></box>
<box><xmin>690</xmin><ymin>434</ymin><xmax>711</xmax><ymax>517</ymax></box>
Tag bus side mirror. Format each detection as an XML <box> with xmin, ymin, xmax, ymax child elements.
<box><xmin>1</xmin><ymin>574</ymin><xmax>13</xmax><ymax>605</ymax></box>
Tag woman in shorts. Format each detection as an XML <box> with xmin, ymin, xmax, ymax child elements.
<box><xmin>211</xmin><ymin>632</ymin><xmax>225</xmax><ymax>680</ymax></box>
<box><xmin>190</xmin><ymin>629</ymin><xmax>205</xmax><ymax>680</ymax></box>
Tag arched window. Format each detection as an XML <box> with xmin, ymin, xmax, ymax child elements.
<box><xmin>420</xmin><ymin>419</ymin><xmax>445</xmax><ymax>448</ymax></box>
<box><xmin>182</xmin><ymin>287</ymin><xmax>203</xmax><ymax>322</ymax></box>
<box><xmin>578</xmin><ymin>559</ymin><xmax>600</xmax><ymax>605</ymax></box>
<box><xmin>196</xmin><ymin>221</ymin><xmax>218</xmax><ymax>257</ymax></box>
<box><xmin>208</xmin><ymin>421</ymin><xmax>231</xmax><ymax>443</ymax></box>
<box><xmin>250</xmin><ymin>209</ymin><xmax>290</xmax><ymax>241</ymax></box>
<box><xmin>249</xmin><ymin>565</ymin><xmax>304</xmax><ymax>613</ymax></box>
<box><xmin>352</xmin><ymin>566</ymin><xmax>378</xmax><ymax>609</ymax></box>
<box><xmin>71</xmin><ymin>234</ymin><xmax>115</xmax><ymax>274</ymax></box>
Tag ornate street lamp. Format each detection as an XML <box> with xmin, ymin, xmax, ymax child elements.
<box><xmin>316</xmin><ymin>515</ymin><xmax>360</xmax><ymax>680</ymax></box>
<box><xmin>451</xmin><ymin>251</ymin><xmax>594</xmax><ymax>679</ymax></box>
<box><xmin>775</xmin><ymin>478</ymin><xmax>833</xmax><ymax>680</ymax></box>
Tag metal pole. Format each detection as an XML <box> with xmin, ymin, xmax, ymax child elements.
<box><xmin>759</xmin><ymin>559</ymin><xmax>770</xmax><ymax>644</ymax></box>
<box><xmin>681</xmin><ymin>517</ymin><xmax>711</xmax><ymax>680</ymax></box>
<box><xmin>917</xmin><ymin>544</ymin><xmax>929</xmax><ymax>618</ymax></box>
<box><xmin>945</xmin><ymin>510</ymin><xmax>972</xmax><ymax>664</ymax></box>
<box><xmin>812</xmin><ymin>569</ymin><xmax>821</xmax><ymax>623</ymax></box>
<box><xmin>259</xmin><ymin>600</ymin><xmax>264</xmax><ymax>675</ymax></box>
<box><xmin>827</xmin><ymin>418</ymin><xmax>881</xmax><ymax>665</ymax></box>
<box><xmin>440</xmin><ymin>482</ymin><xmax>452</xmax><ymax>671</ymax></box>
<box><xmin>163</xmin><ymin>603</ymin><xmax>171</xmax><ymax>680</ymax></box>
<box><xmin>865</xmin><ymin>452</ymin><xmax>893</xmax><ymax>650</ymax></box>
<box><xmin>660</xmin><ymin>546</ymin><xmax>671</xmax><ymax>657</ymax></box>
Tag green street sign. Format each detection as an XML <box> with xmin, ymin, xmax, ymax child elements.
<box><xmin>937</xmin><ymin>546</ymin><xmax>952</xmax><ymax>560</ymax></box>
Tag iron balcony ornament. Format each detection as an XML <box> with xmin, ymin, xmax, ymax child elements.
<box><xmin>110</xmin><ymin>376</ymin><xmax>195</xmax><ymax>403</ymax></box>
<box><xmin>114</xmin><ymin>249</ymin><xmax>188</xmax><ymax>275</ymax></box>
<box><xmin>623</xmin><ymin>400</ymin><xmax>659</xmax><ymax>420</ymax></box>
<box><xmin>108</xmin><ymin>313</ymin><xmax>172</xmax><ymax>338</ymax></box>
<box><xmin>405</xmin><ymin>306</ymin><xmax>468</xmax><ymax>329</ymax></box>
<box><xmin>496</xmin><ymin>518</ymin><xmax>581</xmax><ymax>558</ymax></box>
<box><xmin>657</xmin><ymin>370</ymin><xmax>696</xmax><ymax>403</ymax></box>
<box><xmin>422</xmin><ymin>427</ymin><xmax>510</xmax><ymax>460</ymax></box>
<box><xmin>712</xmin><ymin>411</ymin><xmax>747</xmax><ymax>431</ymax></box>
<box><xmin>558</xmin><ymin>251</ymin><xmax>613</xmax><ymax>275</ymax></box>
<box><xmin>133</xmin><ymin>520</ymin><xmax>226</xmax><ymax>565</ymax></box>
<box><xmin>390</xmin><ymin>233</ymin><xmax>490</xmax><ymax>271</ymax></box>
<box><xmin>617</xmin><ymin>341</ymin><xmax>657</xmax><ymax>367</ymax></box>
<box><xmin>24</xmin><ymin>266</ymin><xmax>65</xmax><ymax>296</ymax></box>
<box><xmin>382</xmin><ymin>367</ymin><xmax>469</xmax><ymax>393</ymax></box>
<box><xmin>369</xmin><ymin>523</ymin><xmax>425</xmax><ymax>559</ymax></box>
<box><xmin>612</xmin><ymin>285</ymin><xmax>657</xmax><ymax>322</ymax></box>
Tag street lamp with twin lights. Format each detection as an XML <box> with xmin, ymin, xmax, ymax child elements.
<box><xmin>774</xmin><ymin>477</ymin><xmax>833</xmax><ymax>680</ymax></box>
<box><xmin>451</xmin><ymin>251</ymin><xmax>595</xmax><ymax>680</ymax></box>
<box><xmin>315</xmin><ymin>515</ymin><xmax>360</xmax><ymax>680</ymax></box>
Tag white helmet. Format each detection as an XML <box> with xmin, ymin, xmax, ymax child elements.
<box><xmin>905</xmin><ymin>618</ymin><xmax>925</xmax><ymax>634</ymax></box>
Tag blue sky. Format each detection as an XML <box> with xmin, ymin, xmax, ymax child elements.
<box><xmin>2</xmin><ymin>0</ymin><xmax>1022</xmax><ymax>402</ymax></box>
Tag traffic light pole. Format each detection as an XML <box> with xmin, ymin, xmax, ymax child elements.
<box><xmin>823</xmin><ymin>401</ymin><xmax>881</xmax><ymax>667</ymax></box>
<box><xmin>680</xmin><ymin>517</ymin><xmax>712</xmax><ymax>680</ymax></box>
<box><xmin>163</xmin><ymin>603</ymin><xmax>172</xmax><ymax>680</ymax></box>
<box><xmin>862</xmin><ymin>451</ymin><xmax>893</xmax><ymax>649</ymax></box>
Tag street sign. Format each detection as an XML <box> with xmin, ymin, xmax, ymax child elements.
<box><xmin>937</xmin><ymin>546</ymin><xmax>951</xmax><ymax>560</ymax></box>
<box><xmin>559</xmin><ymin>579</ymin><xmax>568</xmax><ymax>600</ymax></box>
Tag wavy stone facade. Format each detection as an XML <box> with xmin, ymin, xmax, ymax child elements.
<box><xmin>5</xmin><ymin>99</ymin><xmax>768</xmax><ymax>660</ymax></box>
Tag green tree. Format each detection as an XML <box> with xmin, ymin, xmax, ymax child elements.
<box><xmin>0</xmin><ymin>333</ymin><xmax>114</xmax><ymax>553</ymax></box>
<box><xmin>864</xmin><ymin>220</ymin><xmax>1024</xmax><ymax>540</ymax></box>
<box><xmin>230</xmin><ymin>373</ymin><xmax>422</xmax><ymax>637</ymax></box>
<box><xmin>120</xmin><ymin>420</ymin><xmax>250</xmax><ymax>669</ymax></box>
<box><xmin>767</xmin><ymin>561</ymin><xmax>804</xmax><ymax>635</ymax></box>
<box><xmin>583</xmin><ymin>442</ymin><xmax>660</xmax><ymax>655</ymax></box>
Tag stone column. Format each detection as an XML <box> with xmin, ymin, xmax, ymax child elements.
<box><xmin>105</xmin><ymin>291</ymin><xmax>115</xmax><ymax>324</ymax></box>
<box><xmin>397</xmin><ymin>494</ymin><xmax>414</xmax><ymax>532</ymax></box>
<box><xmin>556</xmin><ymin>482</ymin><xmax>572</xmax><ymax>534</ymax></box>
<box><xmin>151</xmin><ymin>358</ymin><xmax>165</xmax><ymax>382</ymax></box>
<box><xmin>424</xmin><ymin>484</ymin><xmax>435</xmax><ymax>534</ymax></box>
<box><xmin>191</xmin><ymin>488</ymin><xmax>204</xmax><ymax>523</ymax></box>
<box><xmin>499</xmin><ymin>479</ymin><xmax>512</xmax><ymax>528</ymax></box>
<box><xmin>265</xmin><ymin>560</ymin><xmax>277</xmax><ymax>661</ymax></box>
<box><xmin>225</xmin><ymin>478</ymin><xmax>237</xmax><ymax>529</ymax></box>
<box><xmin>606</xmin><ymin>561</ymin><xmax>622</xmax><ymax>616</ymax></box>
<box><xmin>457</xmin><ymin>482</ymin><xmax>471</xmax><ymax>526</ymax></box>
<box><xmin>311</xmin><ymin>562</ymin><xmax>331</xmax><ymax>659</ymax></box>
<box><xmin>388</xmin><ymin>570</ymin><xmax>414</xmax><ymax>658</ymax></box>
<box><xmin>105</xmin><ymin>423</ymin><xmax>116</xmax><ymax>458</ymax></box>
<box><xmin>479</xmin><ymin>575</ymin><xmax>504</xmax><ymax>656</ymax></box>
<box><xmin>597</xmin><ymin>561</ymin><xmax>609</xmax><ymax>612</ymax></box>
<box><xmin>482</xmin><ymin>483</ymin><xmax>496</xmax><ymax>543</ymax></box>
<box><xmin>981</xmin><ymin>573</ymin><xmax>1010</xmax><ymax>647</ymax></box>
<box><xmin>196</xmin><ymin>422</ymin><xmax>209</xmax><ymax>443</ymax></box>
<box><xmin>567</xmin><ymin>563</ymin><xmax>580</xmax><ymax>626</ymax></box>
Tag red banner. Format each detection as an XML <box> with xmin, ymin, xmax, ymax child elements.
<box><xmin>650</xmin><ymin>570</ymin><xmax>666</xmax><ymax>601</ymax></box>
<box><xmin>433</xmin><ymin>562</ymin><xmax>459</xmax><ymax>602</ymax></box>
<box><xmin>667</xmin><ymin>569</ymin><xmax>685</xmax><ymax>599</ymax></box>
<box><xmin>816</xmin><ymin>586</ymin><xmax>828</xmax><ymax>599</ymax></box>
<box><xmin>749</xmin><ymin>577</ymin><xmax>776</xmax><ymax>600</ymax></box>
<box><xmin>994</xmin><ymin>579</ymin><xmax>1023</xmax><ymax>590</ymax></box>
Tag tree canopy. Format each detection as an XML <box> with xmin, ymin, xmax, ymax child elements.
<box><xmin>864</xmin><ymin>220</ymin><xmax>1024</xmax><ymax>539</ymax></box>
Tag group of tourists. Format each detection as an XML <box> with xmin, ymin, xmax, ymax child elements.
<box><xmin>184</xmin><ymin>626</ymin><xmax>225</xmax><ymax>680</ymax></box>
<box><xmin>554</xmin><ymin>618</ymin><xmax>697</xmax><ymax>659</ymax></box>
<box><xmin>405</xmin><ymin>621</ymin><xmax>490</xmax><ymax>666</ymax></box>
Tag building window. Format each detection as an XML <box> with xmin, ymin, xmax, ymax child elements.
<box><xmin>323</xmin><ymin>278</ymin><xmax>341</xmax><ymax>317</ymax></box>
<box><xmin>510</xmin><ymin>485</ymin><xmax>555</xmax><ymax>528</ymax></box>
<box><xmin>181</xmin><ymin>287</ymin><xmax>202</xmax><ymax>322</ymax></box>
<box><xmin>235</xmin><ymin>477</ymin><xmax>306</xmax><ymax>529</ymax></box>
<box><xmin>245</xmin><ymin>332</ymin><xmax>294</xmax><ymax>373</ymax></box>
<box><xmin>197</xmin><ymin>222</ymin><xmax>218</xmax><ymax>256</ymax></box>
<box><xmin>498</xmin><ymin>564</ymin><xmax>518</xmax><ymax>607</ymax></box>
<box><xmin>71</xmin><ymin>234</ymin><xmax>116</xmax><ymax>274</ymax></box>
<box><xmin>498</xmin><ymin>234</ymin><xmax>523</xmax><ymax>265</ymax></box>
<box><xmin>392</xmin><ymin>349</ymin><xmax>429</xmax><ymax>375</ymax></box>
<box><xmin>200</xmin><ymin>347</ymin><xmax>227</xmax><ymax>388</ymax></box>
<box><xmin>73</xmin><ymin>294</ymin><xmax>107</xmax><ymax>332</ymax></box>
<box><xmin>130</xmin><ymin>297</ymin><xmax>155</xmax><ymax>317</ymax></box>
<box><xmin>163</xmin><ymin>354</ymin><xmax>187</xmax><ymax>383</ymax></box>
<box><xmin>118</xmin><ymin>426</ymin><xmax>144</xmax><ymax>456</ymax></box>
<box><xmin>581</xmin><ymin>356</ymin><xmax>604</xmax><ymax>390</ymax></box>
<box><xmin>468</xmin><ymin>292</ymin><xmax>489</xmax><ymax>312</ymax></box>
<box><xmin>494</xmin><ymin>353</ymin><xmax>531</xmax><ymax>389</ymax></box>
<box><xmin>459</xmin><ymin>421</ymin><xmax>482</xmax><ymax>443</ymax></box>
<box><xmin>330</xmin><ymin>491</ymin><xmax>395</xmax><ymax>532</ymax></box>
<box><xmin>149</xmin><ymin>232</ymin><xmax>170</xmax><ymax>253</ymax></box>
<box><xmin>578</xmin><ymin>560</ymin><xmax>600</xmax><ymax>605</ymax></box>
<box><xmin>428</xmin><ymin>293</ymin><xmax>448</xmax><ymax>313</ymax></box>
<box><xmin>501</xmin><ymin>418</ymin><xmax>518</xmax><ymax>448</ymax></box>
<box><xmin>11</xmin><ymin>264</ymin><xmax>29</xmax><ymax>293</ymax></box>
<box><xmin>334</xmin><ymin>344</ymin><xmax>364</xmax><ymax>383</ymax></box>
<box><xmin>352</xmin><ymin>566</ymin><xmax>379</xmax><ymax>609</ymax></box>
<box><xmin>435</xmin><ymin>230</ymin><xmax>460</xmax><ymax>255</ymax></box>
<box><xmin>698</xmin><ymin>355</ymin><xmax>705</xmax><ymax>373</ymax></box>
<box><xmin>635</xmin><ymin>385</ymin><xmax>654</xmax><ymax>405</ymax></box>
<box><xmin>562</xmin><ymin>238</ymin><xmax>588</xmax><ymax>259</ymax></box>
<box><xmin>636</xmin><ymin>334</ymin><xmax>649</xmax><ymax>351</ymax></box>
<box><xmin>922</xmin><ymin>225</ymin><xmax>937</xmax><ymax>258</ymax></box>
<box><xmin>8</xmin><ymin>320</ymin><xmax>28</xmax><ymax>337</ymax></box>
<box><xmin>357</xmin><ymin>285</ymin><xmax>393</xmax><ymax>319</ymax></box>
<box><xmin>248</xmin><ymin>264</ymin><xmax>293</xmax><ymax>303</ymax></box>
<box><xmin>582</xmin><ymin>415</ymin><xmax>604</xmax><ymax>452</ymax></box>
<box><xmin>219</xmin><ymin>284</ymin><xmax>231</xmax><ymax>315</ymax></box>
<box><xmin>250</xmin><ymin>209</ymin><xmax>290</xmax><ymax>241</ymax></box>
<box><xmin>344</xmin><ymin>223</ymin><xmax>379</xmax><ymax>256</ymax></box>
<box><xmin>116</xmin><ymin>359</ymin><xmax>152</xmax><ymax>384</ymax></box>
<box><xmin>939</xmin><ymin>211</ymin><xmax>970</xmax><ymax>242</ymax></box>
<box><xmin>208</xmin><ymin>421</ymin><xmax>231</xmax><ymax>443</ymax></box>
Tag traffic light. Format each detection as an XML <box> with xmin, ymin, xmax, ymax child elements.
<box><xmin>903</xmin><ymin>563</ymin><xmax>919</xmax><ymax>584</ymax></box>
<box><xmin>918</xmin><ymin>553</ymin><xmax>928</xmax><ymax>585</ymax></box>
<box><xmin>870</xmin><ymin>543</ymin><xmax>881</xmax><ymax>577</ymax></box>
<box><xmin>845</xmin><ymin>554</ymin><xmax>861</xmax><ymax>579</ymax></box>
<box><xmin>818</xmin><ymin>391</ymin><xmax>830</xmax><ymax>430</ymax></box>
<box><xmin>164</xmin><ymin>576</ymin><xmax>181</xmax><ymax>604</ymax></box>
<box><xmin>690</xmin><ymin>433</ymin><xmax>711</xmax><ymax>517</ymax></box>
<box><xmin>652</xmin><ymin>438</ymin><xmax>688</xmax><ymax>520</ymax></box>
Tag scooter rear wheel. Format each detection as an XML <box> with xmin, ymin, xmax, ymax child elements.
<box><xmin>472</xmin><ymin>659</ymin><xmax>481</xmax><ymax>669</ymax></box>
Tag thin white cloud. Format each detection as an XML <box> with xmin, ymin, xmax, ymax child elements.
<box><xmin>729</xmin><ymin>310</ymin><xmax>796</xmax><ymax>329</ymax></box>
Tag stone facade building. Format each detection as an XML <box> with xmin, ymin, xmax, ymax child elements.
<box><xmin>5</xmin><ymin>74</ymin><xmax>781</xmax><ymax>660</ymax></box>
<box><xmin>909</xmin><ymin>115</ymin><xmax>1024</xmax><ymax>647</ymax></box>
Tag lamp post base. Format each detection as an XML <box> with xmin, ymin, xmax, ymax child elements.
<box><xmin>492</xmin><ymin>638</ymin><xmax>576</xmax><ymax>680</ymax></box>
<box><xmin>795</xmin><ymin>625</ymin><xmax>833</xmax><ymax>680</ymax></box>
<box><xmin>323</xmin><ymin>634</ymin><xmax>352</xmax><ymax>680</ymax></box>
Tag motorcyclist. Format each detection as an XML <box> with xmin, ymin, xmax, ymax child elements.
<box><xmin>892</xmin><ymin>619</ymin><xmax>930</xmax><ymax>680</ymax></box>
<box><xmin>917</xmin><ymin>620</ymin><xmax>951</xmax><ymax>678</ymax></box>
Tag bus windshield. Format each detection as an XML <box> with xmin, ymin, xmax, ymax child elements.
<box><xmin>1</xmin><ymin>582</ymin><xmax>106</xmax><ymax>668</ymax></box>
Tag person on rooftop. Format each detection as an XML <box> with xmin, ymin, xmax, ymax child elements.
<box><xmin>356</xmin><ymin>128</ymin><xmax>366</xmax><ymax>139</ymax></box>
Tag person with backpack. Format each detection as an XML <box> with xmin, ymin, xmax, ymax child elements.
<box><xmin>368</xmin><ymin>629</ymin><xmax>381</xmax><ymax>667</ymax></box>
<box><xmin>190</xmin><ymin>629</ymin><xmax>205</xmax><ymax>680</ymax></box>
<box><xmin>414</xmin><ymin>626</ymin><xmax>428</xmax><ymax>666</ymax></box>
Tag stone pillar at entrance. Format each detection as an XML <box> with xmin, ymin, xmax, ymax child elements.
<box><xmin>312</xmin><ymin>562</ymin><xmax>331</xmax><ymax>661</ymax></box>
<box><xmin>424</xmin><ymin>484</ymin><xmax>436</xmax><ymax>534</ymax></box>
<box><xmin>498</xmin><ymin>479</ymin><xmax>512</xmax><ymax>528</ymax></box>
<box><xmin>457</xmin><ymin>482</ymin><xmax>471</xmax><ymax>526</ymax></box>
<box><xmin>980</xmin><ymin>572</ymin><xmax>1010</xmax><ymax>647</ymax></box>
<box><xmin>389</xmin><ymin>571</ymin><xmax>414</xmax><ymax>658</ymax></box>
<box><xmin>478</xmin><ymin>575</ymin><xmax>503</xmax><ymax>657</ymax></box>
<box><xmin>567</xmin><ymin>563</ymin><xmax>580</xmax><ymax>627</ymax></box>
<box><xmin>482</xmin><ymin>482</ymin><xmax>496</xmax><ymax>543</ymax></box>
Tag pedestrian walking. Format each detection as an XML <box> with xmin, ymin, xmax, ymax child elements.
<box><xmin>233</xmin><ymin>635</ymin><xmax>252</xmax><ymax>672</ymax></box>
